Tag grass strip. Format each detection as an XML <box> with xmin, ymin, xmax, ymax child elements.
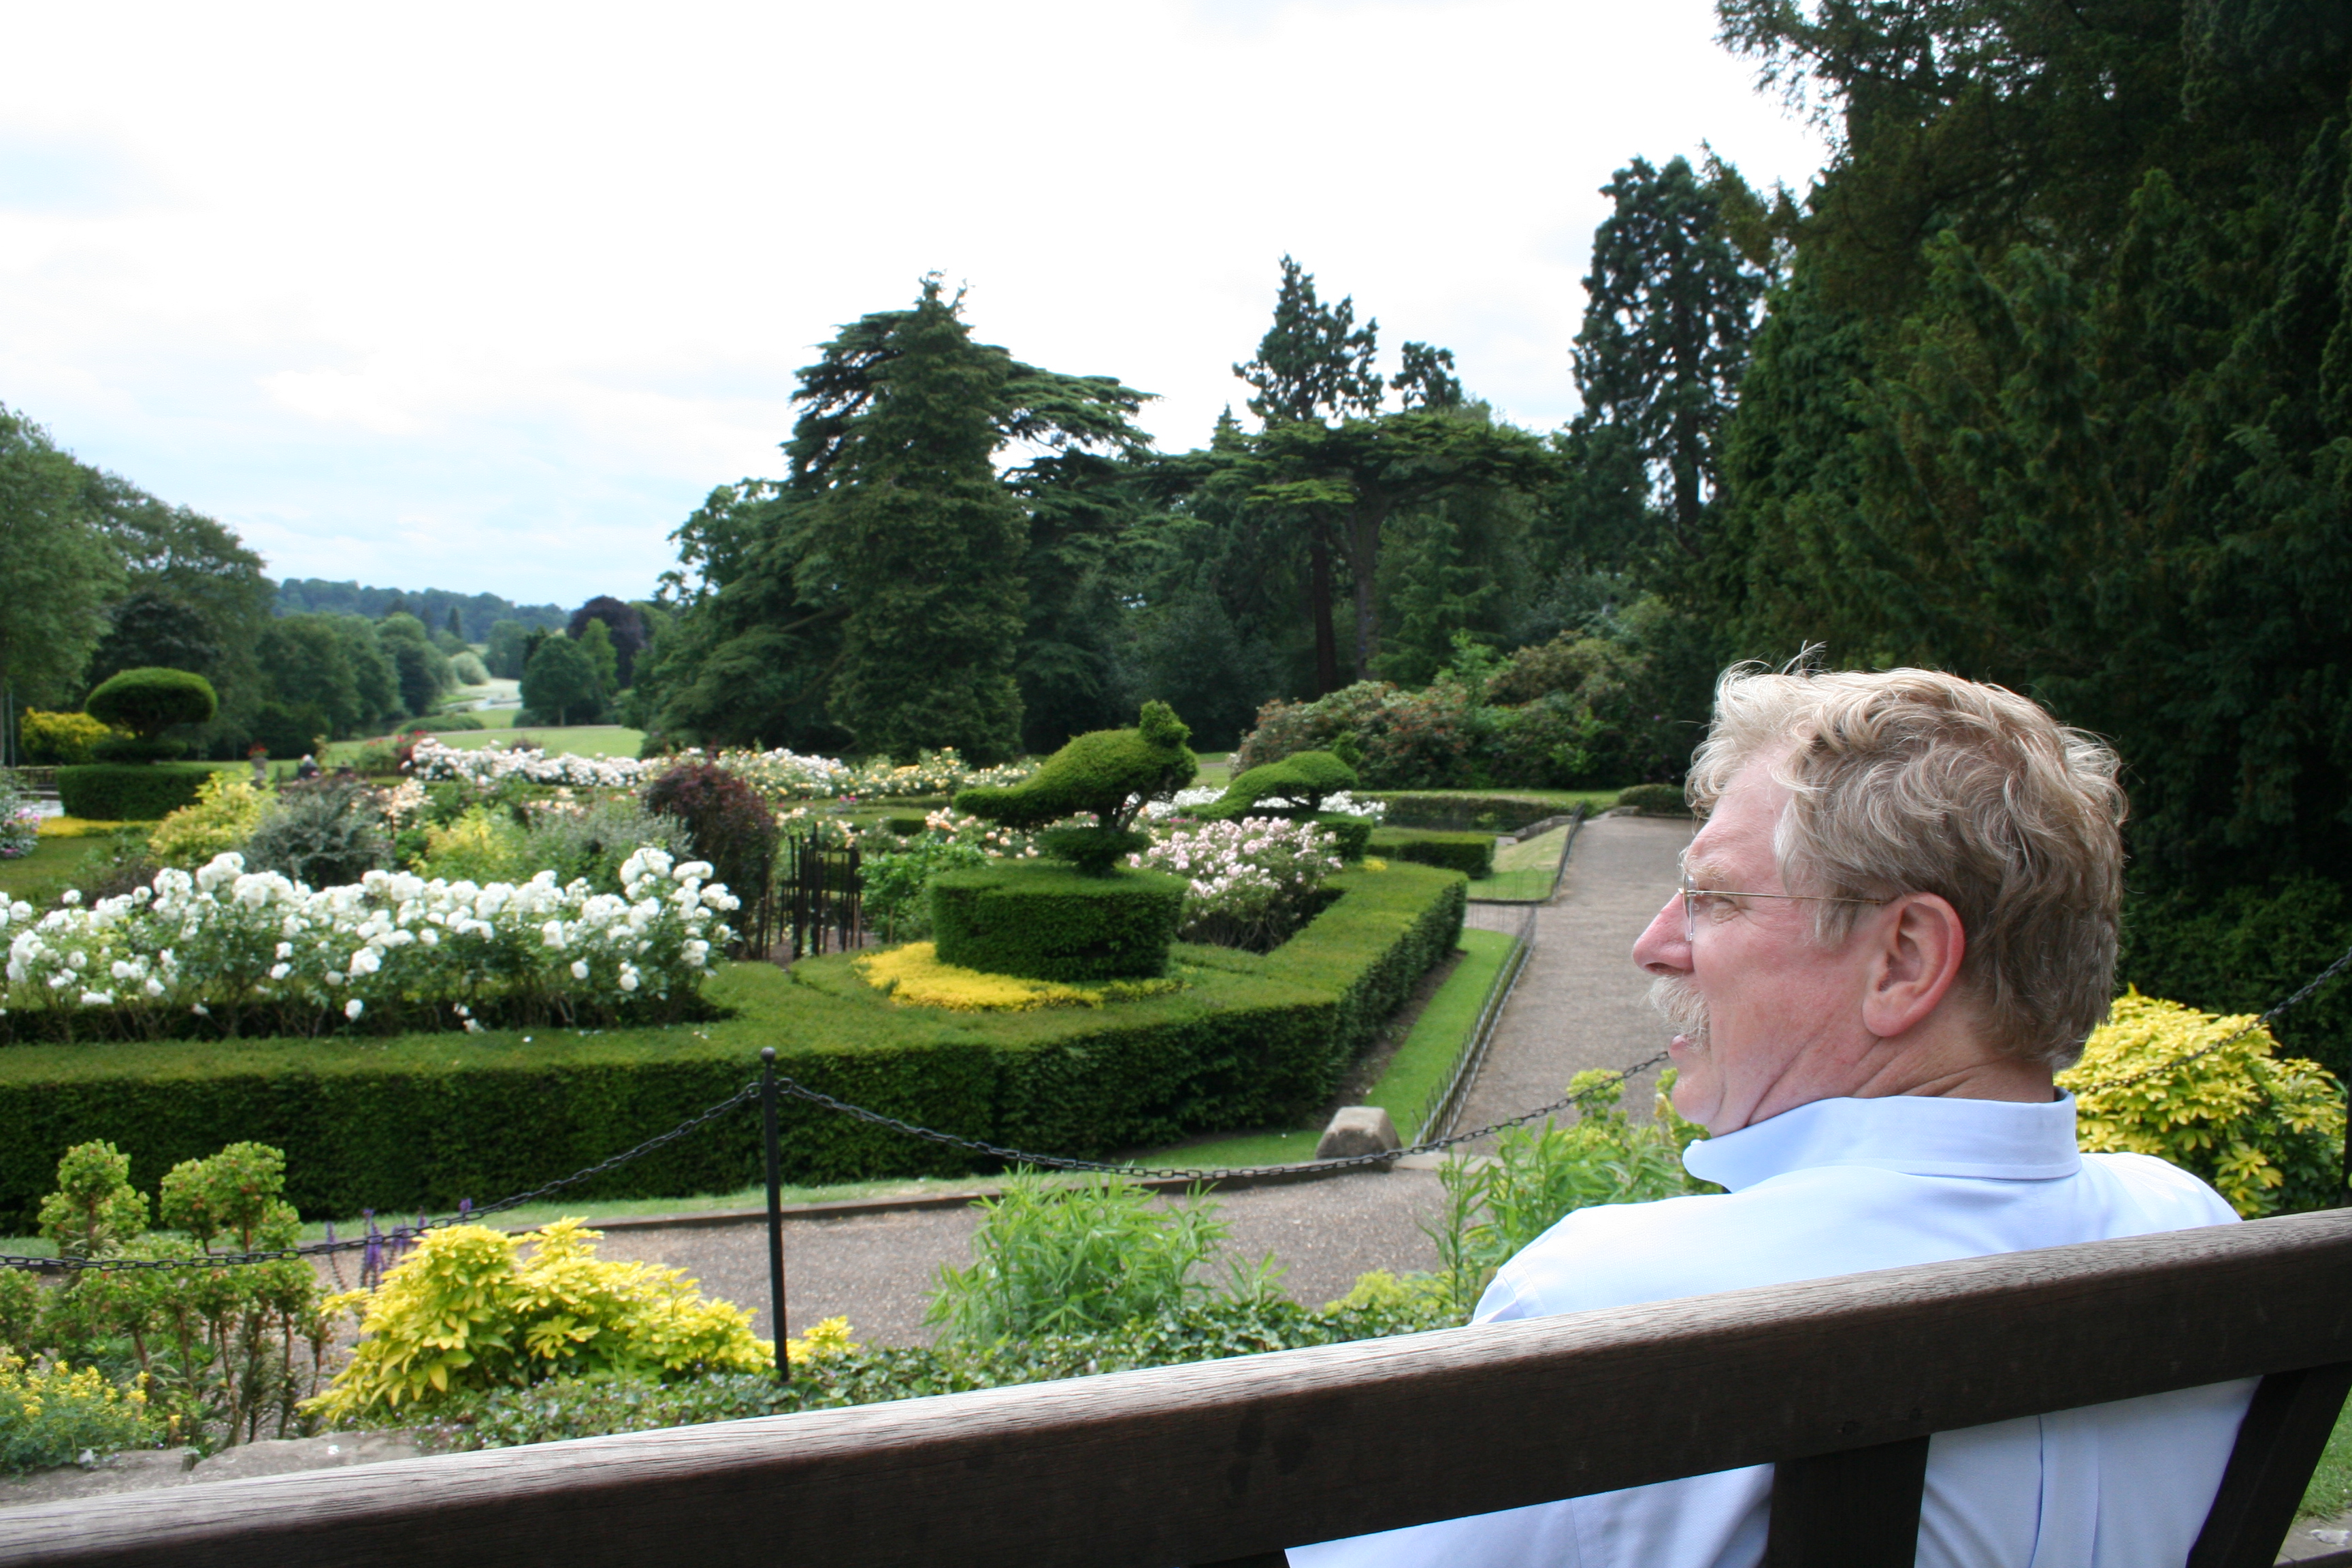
<box><xmin>1365</xmin><ymin>927</ymin><xmax>1516</xmax><ymax>1140</ymax></box>
<box><xmin>1119</xmin><ymin>925</ymin><xmax>1520</xmax><ymax>1169</ymax></box>
<box><xmin>2305</xmin><ymin>1400</ymin><xmax>2352</xmax><ymax>1520</ymax></box>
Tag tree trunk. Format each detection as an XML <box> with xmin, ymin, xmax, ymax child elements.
<box><xmin>1307</xmin><ymin>522</ymin><xmax>1341</xmax><ymax>696</ymax></box>
<box><xmin>1341</xmin><ymin>503</ymin><xmax>1388</xmax><ymax>684</ymax></box>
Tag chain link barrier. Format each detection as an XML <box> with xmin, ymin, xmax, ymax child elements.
<box><xmin>12</xmin><ymin>936</ymin><xmax>2351</xmax><ymax>1276</ymax></box>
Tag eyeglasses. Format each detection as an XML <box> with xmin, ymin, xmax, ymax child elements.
<box><xmin>1675</xmin><ymin>874</ymin><xmax>1890</xmax><ymax>944</ymax></box>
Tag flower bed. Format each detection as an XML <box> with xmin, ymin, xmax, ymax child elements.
<box><xmin>1128</xmin><ymin>817</ymin><xmax>1343</xmax><ymax>951</ymax></box>
<box><xmin>406</xmin><ymin>739</ymin><xmax>1033</xmax><ymax>802</ymax></box>
<box><xmin>0</xmin><ymin>847</ymin><xmax>733</xmax><ymax>1043</ymax></box>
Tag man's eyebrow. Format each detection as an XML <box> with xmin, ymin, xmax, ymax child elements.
<box><xmin>1681</xmin><ymin>854</ymin><xmax>1736</xmax><ymax>886</ymax></box>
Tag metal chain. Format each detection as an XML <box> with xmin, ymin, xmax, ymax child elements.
<box><xmin>0</xmin><ymin>1081</ymin><xmax>762</xmax><ymax>1275</ymax></box>
<box><xmin>2063</xmin><ymin>939</ymin><xmax>2352</xmax><ymax>1096</ymax></box>
<box><xmin>769</xmin><ymin>1051</ymin><xmax>1675</xmax><ymax>1184</ymax></box>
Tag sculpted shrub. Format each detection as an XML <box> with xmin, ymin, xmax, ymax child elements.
<box><xmin>2059</xmin><ymin>990</ymin><xmax>2345</xmax><ymax>1218</ymax></box>
<box><xmin>304</xmin><ymin>1218</ymin><xmax>769</xmax><ymax>1419</ymax></box>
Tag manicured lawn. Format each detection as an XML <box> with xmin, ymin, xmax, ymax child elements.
<box><xmin>1477</xmin><ymin>823</ymin><xmax>1574</xmax><ymax>902</ymax></box>
<box><xmin>1122</xmin><ymin>924</ymin><xmax>1520</xmax><ymax>1166</ymax></box>
<box><xmin>322</xmin><ymin>723</ymin><xmax>644</xmax><ymax>763</ymax></box>
<box><xmin>1364</xmin><ymin>926</ymin><xmax>1517</xmax><ymax>1139</ymax></box>
<box><xmin>0</xmin><ymin>836</ymin><xmax>99</xmax><ymax>899</ymax></box>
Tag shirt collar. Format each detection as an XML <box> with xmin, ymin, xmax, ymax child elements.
<box><xmin>1682</xmin><ymin>1092</ymin><xmax>2082</xmax><ymax>1191</ymax></box>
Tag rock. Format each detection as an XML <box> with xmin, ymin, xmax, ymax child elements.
<box><xmin>189</xmin><ymin>1431</ymin><xmax>423</xmax><ymax>1484</ymax></box>
<box><xmin>1316</xmin><ymin>1106</ymin><xmax>1401</xmax><ymax>1162</ymax></box>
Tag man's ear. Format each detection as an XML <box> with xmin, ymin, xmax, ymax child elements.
<box><xmin>1861</xmin><ymin>892</ymin><xmax>1967</xmax><ymax>1040</ymax></box>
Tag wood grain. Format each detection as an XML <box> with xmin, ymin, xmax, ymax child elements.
<box><xmin>6</xmin><ymin>1211</ymin><xmax>2349</xmax><ymax>1568</ymax></box>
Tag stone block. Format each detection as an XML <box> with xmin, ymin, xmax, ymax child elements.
<box><xmin>1316</xmin><ymin>1105</ymin><xmax>1401</xmax><ymax>1161</ymax></box>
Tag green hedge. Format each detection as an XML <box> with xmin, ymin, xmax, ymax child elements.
<box><xmin>1366</xmin><ymin>793</ymin><xmax>1578</xmax><ymax>833</ymax></box>
<box><xmin>1614</xmin><ymin>783</ymin><xmax>1689</xmax><ymax>817</ymax></box>
<box><xmin>56</xmin><ymin>764</ymin><xmax>211</xmax><ymax>823</ymax></box>
<box><xmin>1369</xmin><ymin>828</ymin><xmax>1496</xmax><ymax>879</ymax></box>
<box><xmin>0</xmin><ymin>864</ymin><xmax>1466</xmax><ymax>1228</ymax></box>
<box><xmin>930</xmin><ymin>862</ymin><xmax>1188</xmax><ymax>981</ymax></box>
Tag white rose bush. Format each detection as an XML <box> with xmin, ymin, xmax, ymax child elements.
<box><xmin>1128</xmin><ymin>818</ymin><xmax>1343</xmax><ymax>952</ymax></box>
<box><xmin>406</xmin><ymin>738</ymin><xmax>1032</xmax><ymax>802</ymax></box>
<box><xmin>0</xmin><ymin>847</ymin><xmax>734</xmax><ymax>1043</ymax></box>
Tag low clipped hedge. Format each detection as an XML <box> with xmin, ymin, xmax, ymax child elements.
<box><xmin>55</xmin><ymin>764</ymin><xmax>211</xmax><ymax>823</ymax></box>
<box><xmin>930</xmin><ymin>862</ymin><xmax>1188</xmax><ymax>981</ymax></box>
<box><xmin>1369</xmin><ymin>828</ymin><xmax>1495</xmax><ymax>879</ymax></box>
<box><xmin>0</xmin><ymin>862</ymin><xmax>1467</xmax><ymax>1228</ymax></box>
<box><xmin>1365</xmin><ymin>793</ymin><xmax>1575</xmax><ymax>833</ymax></box>
<box><xmin>1614</xmin><ymin>783</ymin><xmax>1689</xmax><ymax>817</ymax></box>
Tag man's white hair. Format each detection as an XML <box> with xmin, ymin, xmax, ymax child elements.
<box><xmin>1685</xmin><ymin>664</ymin><xmax>2125</xmax><ymax>1068</ymax></box>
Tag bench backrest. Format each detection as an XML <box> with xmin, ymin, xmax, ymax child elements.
<box><xmin>5</xmin><ymin>1210</ymin><xmax>2349</xmax><ymax>1567</ymax></box>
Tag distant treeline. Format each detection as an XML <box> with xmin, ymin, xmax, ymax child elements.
<box><xmin>274</xmin><ymin>580</ymin><xmax>570</xmax><ymax>642</ymax></box>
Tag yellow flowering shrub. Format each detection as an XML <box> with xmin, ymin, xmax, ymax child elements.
<box><xmin>148</xmin><ymin>773</ymin><xmax>271</xmax><ymax>868</ymax></box>
<box><xmin>784</xmin><ymin>1316</ymin><xmax>859</xmax><ymax>1363</ymax></box>
<box><xmin>853</xmin><ymin>943</ymin><xmax>1182</xmax><ymax>1011</ymax></box>
<box><xmin>302</xmin><ymin>1218</ymin><xmax>770</xmax><ymax>1420</ymax></box>
<box><xmin>0</xmin><ymin>1352</ymin><xmax>154</xmax><ymax>1474</ymax></box>
<box><xmin>18</xmin><ymin>710</ymin><xmax>115</xmax><ymax>766</ymax></box>
<box><xmin>2060</xmin><ymin>989</ymin><xmax>2345</xmax><ymax>1218</ymax></box>
<box><xmin>417</xmin><ymin>806</ymin><xmax>531</xmax><ymax>885</ymax></box>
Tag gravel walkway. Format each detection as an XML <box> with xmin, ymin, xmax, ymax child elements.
<box><xmin>593</xmin><ymin>1170</ymin><xmax>1450</xmax><ymax>1346</ymax></box>
<box><xmin>1458</xmin><ymin>813</ymin><xmax>1691</xmax><ymax>1141</ymax></box>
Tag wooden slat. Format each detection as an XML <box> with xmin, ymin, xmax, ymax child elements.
<box><xmin>1764</xmin><ymin>1435</ymin><xmax>1931</xmax><ymax>1567</ymax></box>
<box><xmin>2189</xmin><ymin>1362</ymin><xmax>2352</xmax><ymax>1568</ymax></box>
<box><xmin>4</xmin><ymin>1212</ymin><xmax>2350</xmax><ymax>1568</ymax></box>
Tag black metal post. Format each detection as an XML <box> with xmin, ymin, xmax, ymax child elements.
<box><xmin>761</xmin><ymin>1047</ymin><xmax>789</xmax><ymax>1383</ymax></box>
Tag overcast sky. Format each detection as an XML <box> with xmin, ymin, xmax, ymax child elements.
<box><xmin>0</xmin><ymin>0</ymin><xmax>1827</xmax><ymax>610</ymax></box>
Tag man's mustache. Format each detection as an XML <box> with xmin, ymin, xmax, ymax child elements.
<box><xmin>1649</xmin><ymin>973</ymin><xmax>1710</xmax><ymax>1048</ymax></box>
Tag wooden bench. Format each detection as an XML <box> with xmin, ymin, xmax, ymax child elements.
<box><xmin>5</xmin><ymin>1209</ymin><xmax>2349</xmax><ymax>1567</ymax></box>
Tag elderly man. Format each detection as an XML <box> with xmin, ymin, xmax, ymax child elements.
<box><xmin>1291</xmin><ymin>666</ymin><xmax>2251</xmax><ymax>1568</ymax></box>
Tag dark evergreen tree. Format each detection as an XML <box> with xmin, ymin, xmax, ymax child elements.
<box><xmin>566</xmin><ymin>595</ymin><xmax>648</xmax><ymax>686</ymax></box>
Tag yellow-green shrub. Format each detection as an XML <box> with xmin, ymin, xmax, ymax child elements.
<box><xmin>416</xmin><ymin>806</ymin><xmax>530</xmax><ymax>885</ymax></box>
<box><xmin>147</xmin><ymin>774</ymin><xmax>271</xmax><ymax>869</ymax></box>
<box><xmin>303</xmin><ymin>1218</ymin><xmax>768</xmax><ymax>1420</ymax></box>
<box><xmin>18</xmin><ymin>710</ymin><xmax>114</xmax><ymax>767</ymax></box>
<box><xmin>2060</xmin><ymin>990</ymin><xmax>2345</xmax><ymax>1217</ymax></box>
<box><xmin>853</xmin><ymin>942</ymin><xmax>1182</xmax><ymax>1011</ymax></box>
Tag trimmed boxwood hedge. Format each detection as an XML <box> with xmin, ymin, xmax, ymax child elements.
<box><xmin>1369</xmin><ymin>828</ymin><xmax>1495</xmax><ymax>879</ymax></box>
<box><xmin>930</xmin><ymin>862</ymin><xmax>1188</xmax><ymax>981</ymax></box>
<box><xmin>1366</xmin><ymin>793</ymin><xmax>1575</xmax><ymax>833</ymax></box>
<box><xmin>55</xmin><ymin>764</ymin><xmax>212</xmax><ymax>823</ymax></box>
<box><xmin>0</xmin><ymin>863</ymin><xmax>1467</xmax><ymax>1228</ymax></box>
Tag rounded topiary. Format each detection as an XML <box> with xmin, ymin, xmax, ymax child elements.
<box><xmin>930</xmin><ymin>861</ymin><xmax>1188</xmax><ymax>981</ymax></box>
<box><xmin>85</xmin><ymin>668</ymin><xmax>218</xmax><ymax>745</ymax></box>
<box><xmin>955</xmin><ymin>701</ymin><xmax>1196</xmax><ymax>875</ymax></box>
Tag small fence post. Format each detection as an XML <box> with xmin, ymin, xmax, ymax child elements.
<box><xmin>761</xmin><ymin>1047</ymin><xmax>789</xmax><ymax>1384</ymax></box>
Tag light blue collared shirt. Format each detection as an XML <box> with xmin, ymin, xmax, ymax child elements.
<box><xmin>1292</xmin><ymin>1092</ymin><xmax>2251</xmax><ymax>1568</ymax></box>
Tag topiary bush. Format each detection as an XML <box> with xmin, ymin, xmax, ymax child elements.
<box><xmin>1200</xmin><ymin>750</ymin><xmax>1359</xmax><ymax>818</ymax></box>
<box><xmin>1369</xmin><ymin>828</ymin><xmax>1495</xmax><ymax>879</ymax></box>
<box><xmin>956</xmin><ymin>701</ymin><xmax>1196</xmax><ymax>875</ymax></box>
<box><xmin>84</xmin><ymin>667</ymin><xmax>218</xmax><ymax>754</ymax></box>
<box><xmin>930</xmin><ymin>860</ymin><xmax>1188</xmax><ymax>981</ymax></box>
<box><xmin>55</xmin><ymin>764</ymin><xmax>210</xmax><ymax>822</ymax></box>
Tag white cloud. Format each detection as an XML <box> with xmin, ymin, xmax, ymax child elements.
<box><xmin>0</xmin><ymin>0</ymin><xmax>1824</xmax><ymax>605</ymax></box>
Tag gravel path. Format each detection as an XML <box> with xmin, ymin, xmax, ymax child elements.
<box><xmin>1458</xmin><ymin>813</ymin><xmax>1691</xmax><ymax>1142</ymax></box>
<box><xmin>593</xmin><ymin>1169</ymin><xmax>1450</xmax><ymax>1346</ymax></box>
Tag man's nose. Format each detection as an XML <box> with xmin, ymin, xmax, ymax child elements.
<box><xmin>1631</xmin><ymin>892</ymin><xmax>1688</xmax><ymax>976</ymax></box>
